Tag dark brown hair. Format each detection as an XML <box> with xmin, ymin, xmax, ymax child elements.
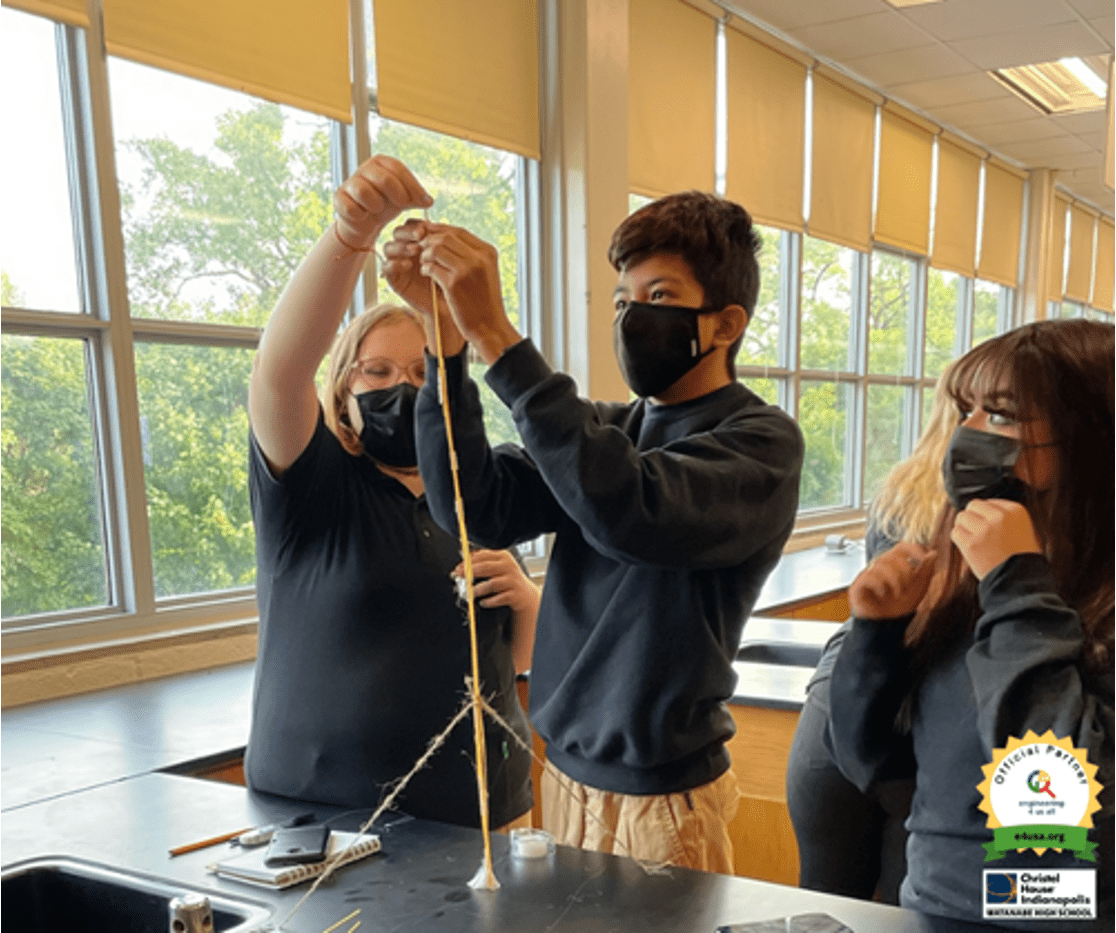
<box><xmin>608</xmin><ymin>191</ymin><xmax>761</xmax><ymax>378</ymax></box>
<box><xmin>904</xmin><ymin>319</ymin><xmax>1114</xmax><ymax>698</ymax></box>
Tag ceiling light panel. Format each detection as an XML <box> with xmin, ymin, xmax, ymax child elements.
<box><xmin>991</xmin><ymin>59</ymin><xmax>1108</xmax><ymax>114</ymax></box>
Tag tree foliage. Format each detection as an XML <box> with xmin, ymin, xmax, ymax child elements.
<box><xmin>2</xmin><ymin>103</ymin><xmax>524</xmax><ymax>616</ymax></box>
<box><xmin>2</xmin><ymin>333</ymin><xmax>107</xmax><ymax>614</ymax></box>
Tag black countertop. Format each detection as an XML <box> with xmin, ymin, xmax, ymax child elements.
<box><xmin>1</xmin><ymin>541</ymin><xmax>1006</xmax><ymax>932</ymax></box>
<box><xmin>0</xmin><ymin>546</ymin><xmax>864</xmax><ymax>811</ymax></box>
<box><xmin>2</xmin><ymin>771</ymin><xmax>988</xmax><ymax>933</ymax></box>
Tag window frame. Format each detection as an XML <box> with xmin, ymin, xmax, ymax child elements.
<box><xmin>736</xmin><ymin>231</ymin><xmax>1013</xmax><ymax>538</ymax></box>
<box><xmin>2</xmin><ymin>11</ymin><xmax>546</xmax><ymax>648</ymax></box>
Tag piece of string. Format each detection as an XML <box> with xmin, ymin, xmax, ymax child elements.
<box><xmin>331</xmin><ymin>221</ymin><xmax>375</xmax><ymax>257</ymax></box>
<box><xmin>276</xmin><ymin>696</ymin><xmax>475</xmax><ymax>930</ymax></box>
<box><xmin>426</xmin><ymin>206</ymin><xmax>499</xmax><ymax>890</ymax></box>
<box><xmin>277</xmin><ymin>680</ymin><xmax>670</xmax><ymax>929</ymax></box>
<box><xmin>321</xmin><ymin>909</ymin><xmax>360</xmax><ymax>933</ymax></box>
<box><xmin>478</xmin><ymin>695</ymin><xmax>671</xmax><ymax>877</ymax></box>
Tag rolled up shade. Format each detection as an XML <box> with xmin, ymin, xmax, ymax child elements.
<box><xmin>1093</xmin><ymin>218</ymin><xmax>1114</xmax><ymax>312</ymax></box>
<box><xmin>874</xmin><ymin>104</ymin><xmax>933</xmax><ymax>255</ymax></box>
<box><xmin>1064</xmin><ymin>203</ymin><xmax>1097</xmax><ymax>303</ymax></box>
<box><xmin>2</xmin><ymin>0</ymin><xmax>85</xmax><ymax>26</ymax></box>
<box><xmin>373</xmin><ymin>0</ymin><xmax>540</xmax><ymax>158</ymax></box>
<box><xmin>374</xmin><ymin>0</ymin><xmax>539</xmax><ymax>158</ymax></box>
<box><xmin>809</xmin><ymin>71</ymin><xmax>877</xmax><ymax>251</ymax></box>
<box><xmin>977</xmin><ymin>160</ymin><xmax>1026</xmax><ymax>287</ymax></box>
<box><xmin>5</xmin><ymin>0</ymin><xmax>352</xmax><ymax>122</ymax></box>
<box><xmin>724</xmin><ymin>22</ymin><xmax>806</xmax><ymax>231</ymax></box>
<box><xmin>629</xmin><ymin>0</ymin><xmax>716</xmax><ymax>198</ymax></box>
<box><xmin>931</xmin><ymin>135</ymin><xmax>981</xmax><ymax>276</ymax></box>
<box><xmin>1047</xmin><ymin>196</ymin><xmax>1069</xmax><ymax>303</ymax></box>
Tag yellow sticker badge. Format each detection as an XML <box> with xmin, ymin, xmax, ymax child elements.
<box><xmin>977</xmin><ymin>730</ymin><xmax>1102</xmax><ymax>862</ymax></box>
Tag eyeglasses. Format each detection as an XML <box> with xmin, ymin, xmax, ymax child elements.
<box><xmin>349</xmin><ymin>357</ymin><xmax>426</xmax><ymax>387</ymax></box>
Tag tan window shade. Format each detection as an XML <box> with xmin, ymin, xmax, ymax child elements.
<box><xmin>931</xmin><ymin>136</ymin><xmax>981</xmax><ymax>276</ymax></box>
<box><xmin>809</xmin><ymin>72</ymin><xmax>876</xmax><ymax>252</ymax></box>
<box><xmin>724</xmin><ymin>25</ymin><xmax>806</xmax><ymax>231</ymax></box>
<box><xmin>977</xmin><ymin>160</ymin><xmax>1025</xmax><ymax>288</ymax></box>
<box><xmin>1093</xmin><ymin>218</ymin><xmax>1114</xmax><ymax>312</ymax></box>
<box><xmin>874</xmin><ymin>107</ymin><xmax>933</xmax><ymax>255</ymax></box>
<box><xmin>629</xmin><ymin>0</ymin><xmax>716</xmax><ymax>198</ymax></box>
<box><xmin>3</xmin><ymin>0</ymin><xmax>87</xmax><ymax>27</ymax></box>
<box><xmin>109</xmin><ymin>0</ymin><xmax>350</xmax><ymax>122</ymax></box>
<box><xmin>373</xmin><ymin>0</ymin><xmax>540</xmax><ymax>159</ymax></box>
<box><xmin>1047</xmin><ymin>196</ymin><xmax>1069</xmax><ymax>303</ymax></box>
<box><xmin>1064</xmin><ymin>203</ymin><xmax>1097</xmax><ymax>303</ymax></box>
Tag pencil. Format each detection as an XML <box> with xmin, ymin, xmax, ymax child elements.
<box><xmin>168</xmin><ymin>826</ymin><xmax>252</xmax><ymax>858</ymax></box>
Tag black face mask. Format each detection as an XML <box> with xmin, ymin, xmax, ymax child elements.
<box><xmin>354</xmin><ymin>383</ymin><xmax>418</xmax><ymax>468</ymax></box>
<box><xmin>613</xmin><ymin>301</ymin><xmax>718</xmax><ymax>398</ymax></box>
<box><xmin>941</xmin><ymin>425</ymin><xmax>1027</xmax><ymax>510</ymax></box>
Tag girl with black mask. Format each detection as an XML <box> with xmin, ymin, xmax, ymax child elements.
<box><xmin>826</xmin><ymin>319</ymin><xmax>1113</xmax><ymax>930</ymax></box>
<box><xmin>245</xmin><ymin>155</ymin><xmax>536</xmax><ymax>828</ymax></box>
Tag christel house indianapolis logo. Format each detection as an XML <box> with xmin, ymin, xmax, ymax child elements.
<box><xmin>977</xmin><ymin>730</ymin><xmax>1102</xmax><ymax>861</ymax></box>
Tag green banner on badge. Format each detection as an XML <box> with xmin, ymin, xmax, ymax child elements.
<box><xmin>984</xmin><ymin>825</ymin><xmax>1097</xmax><ymax>862</ymax></box>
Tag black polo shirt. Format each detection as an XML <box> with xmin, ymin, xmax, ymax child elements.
<box><xmin>245</xmin><ymin>412</ymin><xmax>532</xmax><ymax>827</ymax></box>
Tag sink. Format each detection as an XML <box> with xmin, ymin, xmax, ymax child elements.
<box><xmin>2</xmin><ymin>857</ymin><xmax>273</xmax><ymax>932</ymax></box>
<box><xmin>735</xmin><ymin>641</ymin><xmax>822</xmax><ymax>667</ymax></box>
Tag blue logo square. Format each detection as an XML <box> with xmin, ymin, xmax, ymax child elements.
<box><xmin>986</xmin><ymin>872</ymin><xmax>1018</xmax><ymax>904</ymax></box>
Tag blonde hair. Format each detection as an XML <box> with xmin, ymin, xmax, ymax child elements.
<box><xmin>867</xmin><ymin>360</ymin><xmax>960</xmax><ymax>546</ymax></box>
<box><xmin>322</xmin><ymin>302</ymin><xmax>426</xmax><ymax>456</ymax></box>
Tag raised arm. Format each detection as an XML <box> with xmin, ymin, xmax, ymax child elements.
<box><xmin>248</xmin><ymin>155</ymin><xmax>432</xmax><ymax>474</ymax></box>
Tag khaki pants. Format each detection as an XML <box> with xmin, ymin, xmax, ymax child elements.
<box><xmin>541</xmin><ymin>766</ymin><xmax>741</xmax><ymax>874</ymax></box>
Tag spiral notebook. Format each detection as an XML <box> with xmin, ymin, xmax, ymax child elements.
<box><xmin>206</xmin><ymin>831</ymin><xmax>381</xmax><ymax>889</ymax></box>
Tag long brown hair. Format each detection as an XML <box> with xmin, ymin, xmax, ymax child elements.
<box><xmin>322</xmin><ymin>302</ymin><xmax>425</xmax><ymax>456</ymax></box>
<box><xmin>904</xmin><ymin>319</ymin><xmax>1114</xmax><ymax>693</ymax></box>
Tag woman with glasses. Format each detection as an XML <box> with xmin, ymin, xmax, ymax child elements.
<box><xmin>244</xmin><ymin>155</ymin><xmax>536</xmax><ymax>828</ymax></box>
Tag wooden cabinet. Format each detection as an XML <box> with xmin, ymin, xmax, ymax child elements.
<box><xmin>724</xmin><ymin>587</ymin><xmax>849</xmax><ymax>885</ymax></box>
<box><xmin>726</xmin><ymin>704</ymin><xmax>800</xmax><ymax>884</ymax></box>
<box><xmin>763</xmin><ymin>590</ymin><xmax>850</xmax><ymax>622</ymax></box>
<box><xmin>166</xmin><ymin>750</ymin><xmax>246</xmax><ymax>786</ymax></box>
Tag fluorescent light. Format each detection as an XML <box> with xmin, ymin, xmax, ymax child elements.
<box><xmin>991</xmin><ymin>59</ymin><xmax>1107</xmax><ymax>115</ymax></box>
<box><xmin>886</xmin><ymin>0</ymin><xmax>942</xmax><ymax>6</ymax></box>
<box><xmin>1059</xmin><ymin>57</ymin><xmax>1107</xmax><ymax>99</ymax></box>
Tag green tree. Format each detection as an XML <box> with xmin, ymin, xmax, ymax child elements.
<box><xmin>134</xmin><ymin>343</ymin><xmax>256</xmax><ymax>596</ymax></box>
<box><xmin>3</xmin><ymin>103</ymin><xmax>526</xmax><ymax>615</ymax></box>
<box><xmin>119</xmin><ymin>106</ymin><xmax>524</xmax><ymax>598</ymax></box>
<box><xmin>2</xmin><ymin>270</ymin><xmax>25</xmax><ymax>306</ymax></box>
<box><xmin>796</xmin><ymin>237</ymin><xmax>858</xmax><ymax>509</ymax></box>
<box><xmin>800</xmin><ymin>236</ymin><xmax>854</xmax><ymax>373</ymax></box>
<box><xmin>2</xmin><ymin>333</ymin><xmax>108</xmax><ymax>614</ymax></box>
<box><xmin>925</xmin><ymin>268</ymin><xmax>962</xmax><ymax>378</ymax></box>
<box><xmin>122</xmin><ymin>103</ymin><xmax>332</xmax><ymax>326</ymax></box>
<box><xmin>868</xmin><ymin>251</ymin><xmax>914</xmax><ymax>375</ymax></box>
<box><xmin>738</xmin><ymin>224</ymin><xmax>782</xmax><ymax>368</ymax></box>
<box><xmin>371</xmin><ymin>120</ymin><xmax>520</xmax><ymax>324</ymax></box>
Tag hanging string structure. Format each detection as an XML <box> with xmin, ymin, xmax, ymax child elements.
<box><xmin>425</xmin><ymin>208</ymin><xmax>499</xmax><ymax>890</ymax></box>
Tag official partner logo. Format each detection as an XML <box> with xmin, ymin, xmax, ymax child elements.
<box><xmin>977</xmin><ymin>731</ymin><xmax>1102</xmax><ymax>861</ymax></box>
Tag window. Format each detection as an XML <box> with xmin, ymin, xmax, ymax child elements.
<box><xmin>737</xmin><ymin>224</ymin><xmax>787</xmax><ymax>406</ymax></box>
<box><xmin>974</xmin><ymin>279</ymin><xmax>1010</xmax><ymax>341</ymax></box>
<box><xmin>797</xmin><ymin>236</ymin><xmax>861</xmax><ymax>511</ymax></box>
<box><xmin>0</xmin><ymin>11</ymin><xmax>81</xmax><ymax>314</ymax></box>
<box><xmin>1</xmin><ymin>8</ymin><xmax>536</xmax><ymax>638</ymax></box>
<box><xmin>733</xmin><ymin>230</ymin><xmax>1012</xmax><ymax>520</ymax></box>
<box><xmin>366</xmin><ymin>115</ymin><xmax>526</xmax><ymax>450</ymax></box>
<box><xmin>2</xmin><ymin>334</ymin><xmax>108</xmax><ymax>617</ymax></box>
<box><xmin>925</xmin><ymin>268</ymin><xmax>966</xmax><ymax>378</ymax></box>
<box><xmin>134</xmin><ymin>342</ymin><xmax>256</xmax><ymax>599</ymax></box>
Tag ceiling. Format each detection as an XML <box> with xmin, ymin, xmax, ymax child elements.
<box><xmin>722</xmin><ymin>0</ymin><xmax>1115</xmax><ymax>216</ymax></box>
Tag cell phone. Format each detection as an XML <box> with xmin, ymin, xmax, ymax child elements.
<box><xmin>263</xmin><ymin>824</ymin><xmax>330</xmax><ymax>867</ymax></box>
